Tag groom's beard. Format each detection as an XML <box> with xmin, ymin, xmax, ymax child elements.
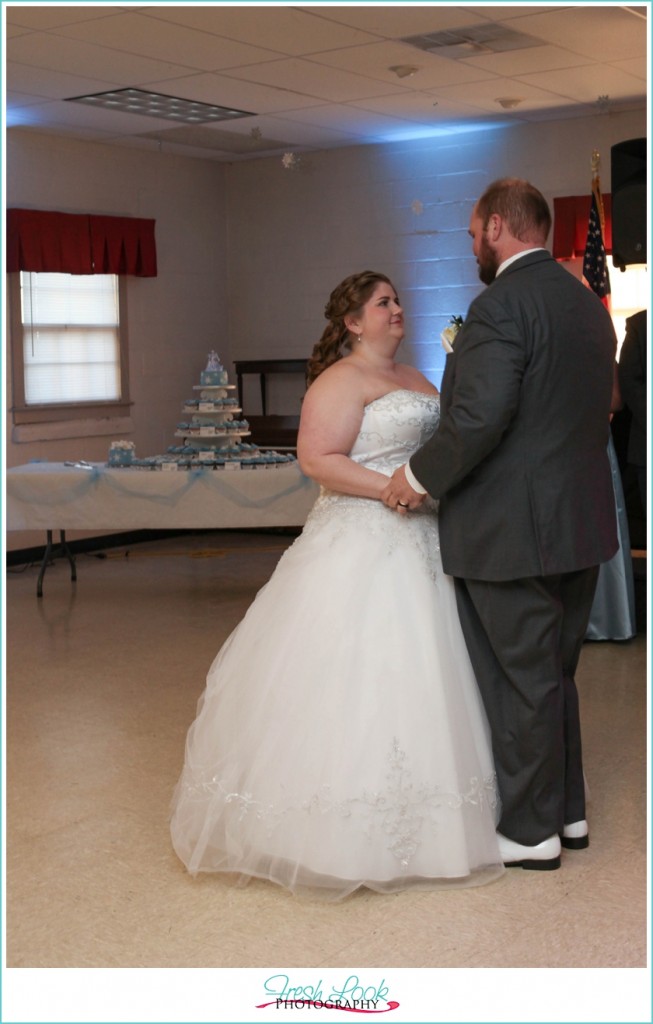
<box><xmin>477</xmin><ymin>235</ymin><xmax>500</xmax><ymax>285</ymax></box>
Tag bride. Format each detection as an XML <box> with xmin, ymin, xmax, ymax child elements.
<box><xmin>170</xmin><ymin>270</ymin><xmax>504</xmax><ymax>898</ymax></box>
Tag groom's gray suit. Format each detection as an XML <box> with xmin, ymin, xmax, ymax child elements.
<box><xmin>410</xmin><ymin>250</ymin><xmax>618</xmax><ymax>844</ymax></box>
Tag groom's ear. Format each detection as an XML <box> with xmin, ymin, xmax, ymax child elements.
<box><xmin>486</xmin><ymin>213</ymin><xmax>502</xmax><ymax>241</ymax></box>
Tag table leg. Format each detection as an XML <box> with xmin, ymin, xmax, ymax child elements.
<box><xmin>37</xmin><ymin>530</ymin><xmax>53</xmax><ymax>598</ymax></box>
<box><xmin>61</xmin><ymin>531</ymin><xmax>77</xmax><ymax>583</ymax></box>
<box><xmin>37</xmin><ymin>530</ymin><xmax>77</xmax><ymax>598</ymax></box>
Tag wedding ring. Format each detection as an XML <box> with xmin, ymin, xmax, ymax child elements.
<box><xmin>397</xmin><ymin>501</ymin><xmax>409</xmax><ymax>508</ymax></box>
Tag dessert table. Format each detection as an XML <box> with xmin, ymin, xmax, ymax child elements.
<box><xmin>7</xmin><ymin>461</ymin><xmax>320</xmax><ymax>595</ymax></box>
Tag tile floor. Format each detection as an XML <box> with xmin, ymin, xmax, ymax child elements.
<box><xmin>5</xmin><ymin>531</ymin><xmax>648</xmax><ymax>972</ymax></box>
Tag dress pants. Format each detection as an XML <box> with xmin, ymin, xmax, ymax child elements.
<box><xmin>454</xmin><ymin>567</ymin><xmax>600</xmax><ymax>846</ymax></box>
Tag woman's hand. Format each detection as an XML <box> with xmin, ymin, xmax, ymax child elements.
<box><xmin>381</xmin><ymin>465</ymin><xmax>426</xmax><ymax>513</ymax></box>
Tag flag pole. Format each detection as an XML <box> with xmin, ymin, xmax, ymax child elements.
<box><xmin>583</xmin><ymin>149</ymin><xmax>612</xmax><ymax>309</ymax></box>
<box><xmin>591</xmin><ymin>149</ymin><xmax>607</xmax><ymax>238</ymax></box>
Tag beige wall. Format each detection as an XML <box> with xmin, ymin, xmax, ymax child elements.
<box><xmin>6</xmin><ymin>108</ymin><xmax>646</xmax><ymax>549</ymax></box>
<box><xmin>224</xmin><ymin>109</ymin><xmax>646</xmax><ymax>412</ymax></box>
<box><xmin>6</xmin><ymin>130</ymin><xmax>228</xmax><ymax>549</ymax></box>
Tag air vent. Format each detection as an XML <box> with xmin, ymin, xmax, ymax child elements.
<box><xmin>401</xmin><ymin>24</ymin><xmax>542</xmax><ymax>60</ymax></box>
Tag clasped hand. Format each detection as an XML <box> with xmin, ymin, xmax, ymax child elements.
<box><xmin>381</xmin><ymin>465</ymin><xmax>426</xmax><ymax>514</ymax></box>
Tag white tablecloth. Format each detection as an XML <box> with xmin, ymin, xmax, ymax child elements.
<box><xmin>6</xmin><ymin>462</ymin><xmax>319</xmax><ymax>532</ymax></box>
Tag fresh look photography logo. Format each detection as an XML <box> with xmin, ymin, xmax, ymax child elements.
<box><xmin>256</xmin><ymin>974</ymin><xmax>399</xmax><ymax>1013</ymax></box>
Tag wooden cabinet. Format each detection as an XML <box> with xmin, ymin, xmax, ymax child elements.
<box><xmin>233</xmin><ymin>359</ymin><xmax>308</xmax><ymax>448</ymax></box>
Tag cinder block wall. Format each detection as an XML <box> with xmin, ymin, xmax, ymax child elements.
<box><xmin>224</xmin><ymin>109</ymin><xmax>645</xmax><ymax>414</ymax></box>
<box><xmin>6</xmin><ymin>107</ymin><xmax>646</xmax><ymax>550</ymax></box>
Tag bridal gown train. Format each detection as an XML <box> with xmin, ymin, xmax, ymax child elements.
<box><xmin>170</xmin><ymin>389</ymin><xmax>504</xmax><ymax>897</ymax></box>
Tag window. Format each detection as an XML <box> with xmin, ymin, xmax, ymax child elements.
<box><xmin>9</xmin><ymin>271</ymin><xmax>131</xmax><ymax>427</ymax></box>
<box><xmin>21</xmin><ymin>272</ymin><xmax>121</xmax><ymax>404</ymax></box>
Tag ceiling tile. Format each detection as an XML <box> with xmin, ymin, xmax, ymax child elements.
<box><xmin>516</xmin><ymin>64</ymin><xmax>648</xmax><ymax>103</ymax></box>
<box><xmin>457</xmin><ymin>43</ymin><xmax>594</xmax><ymax>76</ymax></box>
<box><xmin>427</xmin><ymin>75</ymin><xmax>580</xmax><ymax>115</ymax></box>
<box><xmin>300</xmin><ymin>6</ymin><xmax>491</xmax><ymax>37</ymax></box>
<box><xmin>609</xmin><ymin>57</ymin><xmax>648</xmax><ymax>81</ymax></box>
<box><xmin>6</xmin><ymin>61</ymin><xmax>117</xmax><ymax>102</ymax></box>
<box><xmin>6</xmin><ymin>91</ymin><xmax>51</xmax><ymax>111</ymax></box>
<box><xmin>502</xmin><ymin>6</ymin><xmax>648</xmax><ymax>62</ymax></box>
<box><xmin>4</xmin><ymin>4</ymin><xmax>648</xmax><ymax>161</ymax></box>
<box><xmin>5</xmin><ymin>6</ymin><xmax>121</xmax><ymax>30</ymax></box>
<box><xmin>8</xmin><ymin>32</ymin><xmax>196</xmax><ymax>86</ymax></box>
<box><xmin>5</xmin><ymin>24</ymin><xmax>36</xmax><ymax>39</ymax></box>
<box><xmin>223</xmin><ymin>114</ymin><xmax>361</xmax><ymax>147</ymax></box>
<box><xmin>136</xmin><ymin>124</ymin><xmax>292</xmax><ymax>155</ymax></box>
<box><xmin>461</xmin><ymin>6</ymin><xmax>566</xmax><ymax>22</ymax></box>
<box><xmin>51</xmin><ymin>11</ymin><xmax>286</xmax><ymax>70</ymax></box>
<box><xmin>270</xmin><ymin>102</ymin><xmax>419</xmax><ymax>139</ymax></box>
<box><xmin>348</xmin><ymin>91</ymin><xmax>498</xmax><ymax>126</ymax></box>
<box><xmin>223</xmin><ymin>58</ymin><xmax>410</xmax><ymax>103</ymax></box>
<box><xmin>145</xmin><ymin>5</ymin><xmax>380</xmax><ymax>54</ymax></box>
<box><xmin>307</xmin><ymin>41</ymin><xmax>501</xmax><ymax>89</ymax></box>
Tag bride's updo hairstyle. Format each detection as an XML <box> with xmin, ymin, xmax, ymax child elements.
<box><xmin>306</xmin><ymin>270</ymin><xmax>393</xmax><ymax>385</ymax></box>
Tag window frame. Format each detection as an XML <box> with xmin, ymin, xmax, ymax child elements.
<box><xmin>8</xmin><ymin>271</ymin><xmax>132</xmax><ymax>426</ymax></box>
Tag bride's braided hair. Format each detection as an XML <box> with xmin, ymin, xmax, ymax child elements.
<box><xmin>306</xmin><ymin>270</ymin><xmax>393</xmax><ymax>386</ymax></box>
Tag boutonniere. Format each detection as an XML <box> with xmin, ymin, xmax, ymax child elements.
<box><xmin>441</xmin><ymin>315</ymin><xmax>464</xmax><ymax>354</ymax></box>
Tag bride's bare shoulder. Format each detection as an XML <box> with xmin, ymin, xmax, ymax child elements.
<box><xmin>308</xmin><ymin>358</ymin><xmax>365</xmax><ymax>395</ymax></box>
<box><xmin>397</xmin><ymin>363</ymin><xmax>439</xmax><ymax>396</ymax></box>
<box><xmin>302</xmin><ymin>361</ymin><xmax>367</xmax><ymax>420</ymax></box>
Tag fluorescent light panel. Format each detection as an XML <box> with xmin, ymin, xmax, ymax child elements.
<box><xmin>66</xmin><ymin>88</ymin><xmax>255</xmax><ymax>124</ymax></box>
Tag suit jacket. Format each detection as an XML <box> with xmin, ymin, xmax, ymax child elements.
<box><xmin>411</xmin><ymin>250</ymin><xmax>618</xmax><ymax>581</ymax></box>
<box><xmin>618</xmin><ymin>309</ymin><xmax>647</xmax><ymax>467</ymax></box>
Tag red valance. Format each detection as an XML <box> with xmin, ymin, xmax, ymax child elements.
<box><xmin>89</xmin><ymin>215</ymin><xmax>157</xmax><ymax>276</ymax></box>
<box><xmin>552</xmin><ymin>193</ymin><xmax>612</xmax><ymax>259</ymax></box>
<box><xmin>7</xmin><ymin>209</ymin><xmax>93</xmax><ymax>273</ymax></box>
<box><xmin>7</xmin><ymin>208</ymin><xmax>157</xmax><ymax>276</ymax></box>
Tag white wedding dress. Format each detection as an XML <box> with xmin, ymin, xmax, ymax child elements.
<box><xmin>170</xmin><ymin>389</ymin><xmax>504</xmax><ymax>897</ymax></box>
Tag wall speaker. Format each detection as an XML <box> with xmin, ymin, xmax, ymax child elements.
<box><xmin>611</xmin><ymin>138</ymin><xmax>647</xmax><ymax>268</ymax></box>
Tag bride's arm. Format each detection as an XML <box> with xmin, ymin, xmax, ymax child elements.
<box><xmin>297</xmin><ymin>365</ymin><xmax>388</xmax><ymax>499</ymax></box>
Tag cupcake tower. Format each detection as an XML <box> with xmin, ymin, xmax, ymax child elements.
<box><xmin>106</xmin><ymin>353</ymin><xmax>296</xmax><ymax>470</ymax></box>
<box><xmin>171</xmin><ymin>350</ymin><xmax>251</xmax><ymax>466</ymax></box>
<box><xmin>166</xmin><ymin>352</ymin><xmax>295</xmax><ymax>469</ymax></box>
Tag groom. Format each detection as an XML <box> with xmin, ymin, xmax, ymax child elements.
<box><xmin>383</xmin><ymin>178</ymin><xmax>618</xmax><ymax>870</ymax></box>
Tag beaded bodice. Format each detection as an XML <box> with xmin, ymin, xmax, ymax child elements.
<box><xmin>302</xmin><ymin>389</ymin><xmax>441</xmax><ymax>574</ymax></box>
<box><xmin>348</xmin><ymin>388</ymin><xmax>440</xmax><ymax>474</ymax></box>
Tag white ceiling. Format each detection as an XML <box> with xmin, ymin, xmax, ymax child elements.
<box><xmin>5</xmin><ymin>3</ymin><xmax>649</xmax><ymax>161</ymax></box>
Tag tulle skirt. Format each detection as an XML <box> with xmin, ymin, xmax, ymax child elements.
<box><xmin>170</xmin><ymin>494</ymin><xmax>504</xmax><ymax>898</ymax></box>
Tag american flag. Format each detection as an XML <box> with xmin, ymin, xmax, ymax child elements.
<box><xmin>582</xmin><ymin>181</ymin><xmax>611</xmax><ymax>308</ymax></box>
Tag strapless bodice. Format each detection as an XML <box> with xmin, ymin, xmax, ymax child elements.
<box><xmin>304</xmin><ymin>389</ymin><xmax>440</xmax><ymax>568</ymax></box>
<box><xmin>348</xmin><ymin>389</ymin><xmax>439</xmax><ymax>474</ymax></box>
